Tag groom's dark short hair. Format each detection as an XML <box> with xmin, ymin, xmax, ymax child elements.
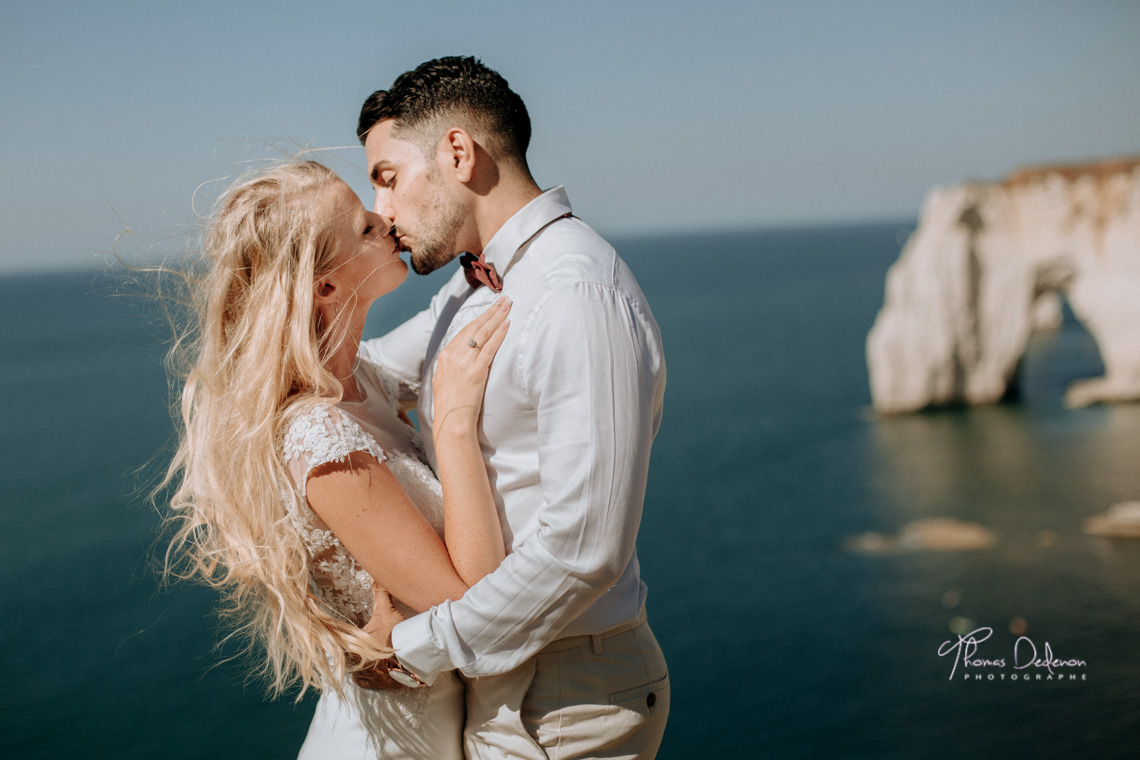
<box><xmin>357</xmin><ymin>56</ymin><xmax>531</xmax><ymax>166</ymax></box>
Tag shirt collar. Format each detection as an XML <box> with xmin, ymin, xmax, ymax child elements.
<box><xmin>481</xmin><ymin>186</ymin><xmax>573</xmax><ymax>281</ymax></box>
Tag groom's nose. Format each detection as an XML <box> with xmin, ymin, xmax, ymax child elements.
<box><xmin>373</xmin><ymin>191</ymin><xmax>395</xmax><ymax>225</ymax></box>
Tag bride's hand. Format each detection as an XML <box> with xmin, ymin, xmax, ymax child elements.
<box><xmin>432</xmin><ymin>296</ymin><xmax>511</xmax><ymax>435</ymax></box>
<box><xmin>354</xmin><ymin>583</ymin><xmax>405</xmax><ymax>691</ymax></box>
<box><xmin>363</xmin><ymin>582</ymin><xmax>405</xmax><ymax>642</ymax></box>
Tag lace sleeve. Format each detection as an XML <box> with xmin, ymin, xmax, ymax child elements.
<box><xmin>281</xmin><ymin>405</ymin><xmax>387</xmax><ymax>497</ymax></box>
<box><xmin>278</xmin><ymin>405</ymin><xmax>386</xmax><ymax>628</ymax></box>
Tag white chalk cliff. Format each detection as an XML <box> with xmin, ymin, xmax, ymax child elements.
<box><xmin>867</xmin><ymin>158</ymin><xmax>1140</xmax><ymax>413</ymax></box>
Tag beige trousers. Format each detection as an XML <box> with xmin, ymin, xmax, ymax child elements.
<box><xmin>463</xmin><ymin>615</ymin><xmax>670</xmax><ymax>760</ymax></box>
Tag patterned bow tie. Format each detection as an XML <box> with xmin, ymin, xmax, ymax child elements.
<box><xmin>460</xmin><ymin>252</ymin><xmax>503</xmax><ymax>293</ymax></box>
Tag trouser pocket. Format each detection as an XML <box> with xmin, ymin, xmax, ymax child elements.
<box><xmin>610</xmin><ymin>672</ymin><xmax>670</xmax><ymax>716</ymax></box>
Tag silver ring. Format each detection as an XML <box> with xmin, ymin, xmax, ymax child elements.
<box><xmin>468</xmin><ymin>339</ymin><xmax>478</xmax><ymax>348</ymax></box>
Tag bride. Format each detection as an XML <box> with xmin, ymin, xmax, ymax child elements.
<box><xmin>163</xmin><ymin>159</ymin><xmax>510</xmax><ymax>758</ymax></box>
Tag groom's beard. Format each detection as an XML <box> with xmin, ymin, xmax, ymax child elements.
<box><xmin>406</xmin><ymin>176</ymin><xmax>465</xmax><ymax>276</ymax></box>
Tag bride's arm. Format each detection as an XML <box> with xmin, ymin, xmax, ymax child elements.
<box><xmin>432</xmin><ymin>299</ymin><xmax>510</xmax><ymax>585</ymax></box>
<box><xmin>304</xmin><ymin>298</ymin><xmax>511</xmax><ymax>612</ymax></box>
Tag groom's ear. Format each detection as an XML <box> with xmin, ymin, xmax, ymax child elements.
<box><xmin>441</xmin><ymin>127</ymin><xmax>476</xmax><ymax>183</ymax></box>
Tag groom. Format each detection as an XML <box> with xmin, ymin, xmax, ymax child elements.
<box><xmin>357</xmin><ymin>56</ymin><xmax>669</xmax><ymax>759</ymax></box>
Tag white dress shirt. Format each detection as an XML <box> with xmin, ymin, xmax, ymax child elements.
<box><xmin>360</xmin><ymin>186</ymin><xmax>666</xmax><ymax>681</ymax></box>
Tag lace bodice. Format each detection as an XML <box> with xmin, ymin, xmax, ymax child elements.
<box><xmin>280</xmin><ymin>360</ymin><xmax>444</xmax><ymax>628</ymax></box>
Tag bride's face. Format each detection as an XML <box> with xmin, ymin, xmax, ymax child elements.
<box><xmin>317</xmin><ymin>179</ymin><xmax>407</xmax><ymax>304</ymax></box>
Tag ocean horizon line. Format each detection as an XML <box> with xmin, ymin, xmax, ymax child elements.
<box><xmin>2</xmin><ymin>216</ymin><xmax>918</xmax><ymax>280</ymax></box>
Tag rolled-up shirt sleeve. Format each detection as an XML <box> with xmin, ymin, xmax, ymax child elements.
<box><xmin>392</xmin><ymin>281</ymin><xmax>664</xmax><ymax>679</ymax></box>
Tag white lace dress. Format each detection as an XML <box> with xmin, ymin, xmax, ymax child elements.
<box><xmin>283</xmin><ymin>359</ymin><xmax>464</xmax><ymax>760</ymax></box>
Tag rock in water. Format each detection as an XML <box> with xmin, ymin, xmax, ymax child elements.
<box><xmin>1083</xmin><ymin>502</ymin><xmax>1140</xmax><ymax>538</ymax></box>
<box><xmin>867</xmin><ymin>158</ymin><xmax>1140</xmax><ymax>413</ymax></box>
<box><xmin>844</xmin><ymin>517</ymin><xmax>997</xmax><ymax>553</ymax></box>
<box><xmin>895</xmin><ymin>517</ymin><xmax>997</xmax><ymax>551</ymax></box>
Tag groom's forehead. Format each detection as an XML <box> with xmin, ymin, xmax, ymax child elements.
<box><xmin>365</xmin><ymin>121</ymin><xmax>419</xmax><ymax>175</ymax></box>
<box><xmin>364</xmin><ymin>119</ymin><xmax>396</xmax><ymax>154</ymax></box>
<box><xmin>365</xmin><ymin>123</ymin><xmax>396</xmax><ymax>181</ymax></box>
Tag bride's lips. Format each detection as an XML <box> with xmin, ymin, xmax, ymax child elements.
<box><xmin>387</xmin><ymin>231</ymin><xmax>405</xmax><ymax>255</ymax></box>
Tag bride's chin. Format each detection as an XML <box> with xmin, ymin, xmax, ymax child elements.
<box><xmin>374</xmin><ymin>263</ymin><xmax>409</xmax><ymax>300</ymax></box>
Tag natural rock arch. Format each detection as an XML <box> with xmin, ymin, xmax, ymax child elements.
<box><xmin>867</xmin><ymin>159</ymin><xmax>1140</xmax><ymax>413</ymax></box>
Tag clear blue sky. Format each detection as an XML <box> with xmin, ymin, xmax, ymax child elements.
<box><xmin>3</xmin><ymin>0</ymin><xmax>1139</xmax><ymax>273</ymax></box>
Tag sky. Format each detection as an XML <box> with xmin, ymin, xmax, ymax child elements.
<box><xmin>3</xmin><ymin>0</ymin><xmax>1139</xmax><ymax>274</ymax></box>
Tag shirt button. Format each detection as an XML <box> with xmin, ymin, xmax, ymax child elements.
<box><xmin>646</xmin><ymin>693</ymin><xmax>656</xmax><ymax>708</ymax></box>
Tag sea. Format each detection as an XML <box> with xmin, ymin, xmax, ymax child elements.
<box><xmin>3</xmin><ymin>223</ymin><xmax>1140</xmax><ymax>759</ymax></box>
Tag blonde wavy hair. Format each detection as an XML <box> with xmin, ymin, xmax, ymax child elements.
<box><xmin>162</xmin><ymin>159</ymin><xmax>390</xmax><ymax>698</ymax></box>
